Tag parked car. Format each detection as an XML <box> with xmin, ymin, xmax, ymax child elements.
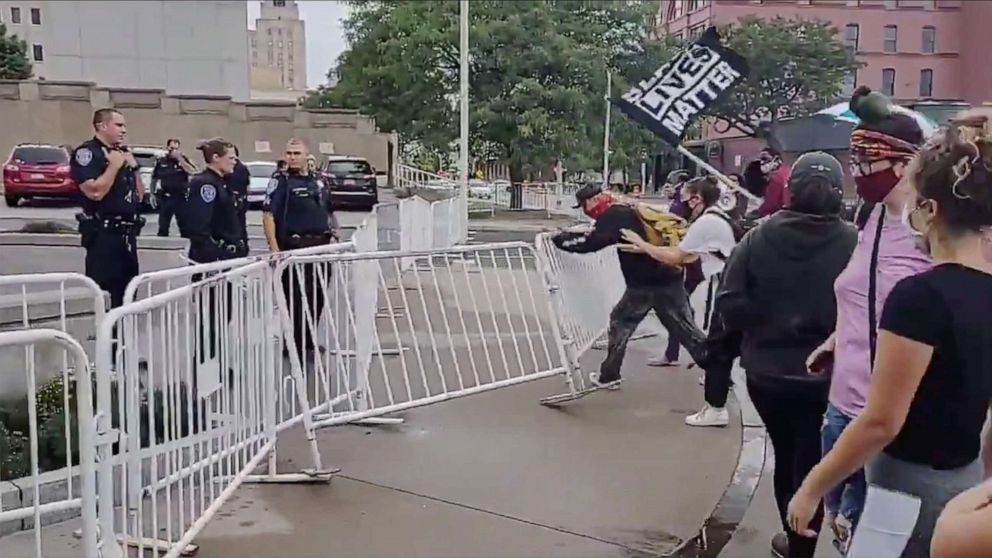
<box><xmin>320</xmin><ymin>155</ymin><xmax>378</xmax><ymax>211</ymax></box>
<box><xmin>245</xmin><ymin>161</ymin><xmax>278</xmax><ymax>207</ymax></box>
<box><xmin>468</xmin><ymin>179</ymin><xmax>494</xmax><ymax>199</ymax></box>
<box><xmin>130</xmin><ymin>146</ymin><xmax>168</xmax><ymax>212</ymax></box>
<box><xmin>2</xmin><ymin>144</ymin><xmax>76</xmax><ymax>206</ymax></box>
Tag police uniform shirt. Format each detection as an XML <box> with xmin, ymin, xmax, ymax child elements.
<box><xmin>185</xmin><ymin>169</ymin><xmax>243</xmax><ymax>263</ymax></box>
<box><xmin>227</xmin><ymin>160</ymin><xmax>251</xmax><ymax>198</ymax></box>
<box><xmin>151</xmin><ymin>156</ymin><xmax>189</xmax><ymax>196</ymax></box>
<box><xmin>70</xmin><ymin>138</ymin><xmax>140</xmax><ymax>217</ymax></box>
<box><xmin>263</xmin><ymin>170</ymin><xmax>331</xmax><ymax>241</ymax></box>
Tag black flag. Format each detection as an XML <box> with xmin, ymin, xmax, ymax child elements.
<box><xmin>614</xmin><ymin>27</ymin><xmax>749</xmax><ymax>146</ymax></box>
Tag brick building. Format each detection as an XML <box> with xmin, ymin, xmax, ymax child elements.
<box><xmin>654</xmin><ymin>0</ymin><xmax>992</xmax><ymax>173</ymax></box>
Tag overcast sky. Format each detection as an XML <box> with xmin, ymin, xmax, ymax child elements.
<box><xmin>246</xmin><ymin>1</ymin><xmax>350</xmax><ymax>89</ymax></box>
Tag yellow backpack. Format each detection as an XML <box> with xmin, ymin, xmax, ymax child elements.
<box><xmin>631</xmin><ymin>202</ymin><xmax>688</xmax><ymax>247</ymax></box>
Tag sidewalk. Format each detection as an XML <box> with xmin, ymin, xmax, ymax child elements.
<box><xmin>192</xmin><ymin>343</ymin><xmax>743</xmax><ymax>558</ymax></box>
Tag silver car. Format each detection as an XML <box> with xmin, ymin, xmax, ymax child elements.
<box><xmin>245</xmin><ymin>161</ymin><xmax>278</xmax><ymax>207</ymax></box>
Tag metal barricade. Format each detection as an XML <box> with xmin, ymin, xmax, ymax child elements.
<box><xmin>92</xmin><ymin>261</ymin><xmax>328</xmax><ymax>558</ymax></box>
<box><xmin>0</xmin><ymin>328</ymin><xmax>97</xmax><ymax>558</ymax></box>
<box><xmin>533</xmin><ymin>232</ymin><xmax>664</xmax><ymax>394</ymax></box>
<box><xmin>274</xmin><ymin>242</ymin><xmax>577</xmax><ymax>429</ymax></box>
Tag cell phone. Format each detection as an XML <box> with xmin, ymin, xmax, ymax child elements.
<box><xmin>808</xmin><ymin>350</ymin><xmax>834</xmax><ymax>375</ymax></box>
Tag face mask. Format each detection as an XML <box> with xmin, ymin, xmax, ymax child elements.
<box><xmin>855</xmin><ymin>168</ymin><xmax>900</xmax><ymax>203</ymax></box>
<box><xmin>673</xmin><ymin>198</ymin><xmax>694</xmax><ymax>220</ymax></box>
<box><xmin>760</xmin><ymin>161</ymin><xmax>778</xmax><ymax>174</ymax></box>
<box><xmin>584</xmin><ymin>194</ymin><xmax>615</xmax><ymax>220</ymax></box>
<box><xmin>901</xmin><ymin>200</ymin><xmax>933</xmax><ymax>255</ymax></box>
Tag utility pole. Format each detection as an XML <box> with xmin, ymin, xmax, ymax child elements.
<box><xmin>602</xmin><ymin>69</ymin><xmax>612</xmax><ymax>189</ymax></box>
<box><xmin>459</xmin><ymin>0</ymin><xmax>470</xmax><ymax>241</ymax></box>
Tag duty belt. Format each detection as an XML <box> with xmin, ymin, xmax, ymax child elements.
<box><xmin>76</xmin><ymin>213</ymin><xmax>145</xmax><ymax>233</ymax></box>
<box><xmin>214</xmin><ymin>238</ymin><xmax>247</xmax><ymax>255</ymax></box>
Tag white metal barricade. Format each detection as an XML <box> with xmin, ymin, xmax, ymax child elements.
<box><xmin>274</xmin><ymin>242</ymin><xmax>577</xmax><ymax>429</ymax></box>
<box><xmin>92</xmin><ymin>261</ymin><xmax>329</xmax><ymax>558</ymax></box>
<box><xmin>533</xmin><ymin>232</ymin><xmax>665</xmax><ymax>393</ymax></box>
<box><xmin>0</xmin><ymin>328</ymin><xmax>97</xmax><ymax>558</ymax></box>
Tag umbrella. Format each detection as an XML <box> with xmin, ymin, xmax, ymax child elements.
<box><xmin>816</xmin><ymin>102</ymin><xmax>940</xmax><ymax>137</ymax></box>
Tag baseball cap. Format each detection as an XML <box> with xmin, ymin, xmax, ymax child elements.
<box><xmin>572</xmin><ymin>184</ymin><xmax>602</xmax><ymax>208</ymax></box>
<box><xmin>790</xmin><ymin>151</ymin><xmax>844</xmax><ymax>190</ymax></box>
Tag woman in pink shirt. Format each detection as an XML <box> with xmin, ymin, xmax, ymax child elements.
<box><xmin>799</xmin><ymin>86</ymin><xmax>932</xmax><ymax>555</ymax></box>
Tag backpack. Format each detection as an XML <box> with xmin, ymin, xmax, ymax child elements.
<box><xmin>631</xmin><ymin>202</ymin><xmax>688</xmax><ymax>247</ymax></box>
<box><xmin>704</xmin><ymin>207</ymin><xmax>745</xmax><ymax>243</ymax></box>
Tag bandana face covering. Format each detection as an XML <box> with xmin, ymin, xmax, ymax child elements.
<box><xmin>584</xmin><ymin>193</ymin><xmax>615</xmax><ymax>220</ymax></box>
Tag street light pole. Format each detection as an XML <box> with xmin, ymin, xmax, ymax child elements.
<box><xmin>459</xmin><ymin>0</ymin><xmax>469</xmax><ymax>241</ymax></box>
<box><xmin>602</xmin><ymin>68</ymin><xmax>611</xmax><ymax>189</ymax></box>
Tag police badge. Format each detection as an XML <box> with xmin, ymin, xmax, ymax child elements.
<box><xmin>75</xmin><ymin>148</ymin><xmax>93</xmax><ymax>166</ymax></box>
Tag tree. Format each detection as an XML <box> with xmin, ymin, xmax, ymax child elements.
<box><xmin>704</xmin><ymin>16</ymin><xmax>859</xmax><ymax>138</ymax></box>
<box><xmin>0</xmin><ymin>23</ymin><xmax>31</xmax><ymax>80</ymax></box>
<box><xmin>311</xmin><ymin>0</ymin><xmax>665</xmax><ymax>183</ymax></box>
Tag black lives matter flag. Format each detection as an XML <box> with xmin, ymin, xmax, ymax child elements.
<box><xmin>615</xmin><ymin>27</ymin><xmax>749</xmax><ymax>146</ymax></box>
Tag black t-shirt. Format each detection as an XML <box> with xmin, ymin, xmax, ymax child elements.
<box><xmin>879</xmin><ymin>263</ymin><xmax>992</xmax><ymax>470</ymax></box>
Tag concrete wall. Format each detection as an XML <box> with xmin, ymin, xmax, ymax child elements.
<box><xmin>0</xmin><ymin>0</ymin><xmax>250</xmax><ymax>100</ymax></box>
<box><xmin>0</xmin><ymin>80</ymin><xmax>396</xmax><ymax>171</ymax></box>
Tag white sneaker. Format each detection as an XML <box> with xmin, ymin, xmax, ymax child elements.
<box><xmin>685</xmin><ymin>404</ymin><xmax>729</xmax><ymax>427</ymax></box>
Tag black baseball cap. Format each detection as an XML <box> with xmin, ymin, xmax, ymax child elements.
<box><xmin>790</xmin><ymin>151</ymin><xmax>844</xmax><ymax>190</ymax></box>
<box><xmin>572</xmin><ymin>184</ymin><xmax>603</xmax><ymax>208</ymax></box>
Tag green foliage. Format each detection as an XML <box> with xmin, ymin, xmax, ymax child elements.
<box><xmin>310</xmin><ymin>0</ymin><xmax>672</xmax><ymax>180</ymax></box>
<box><xmin>706</xmin><ymin>16</ymin><xmax>860</xmax><ymax>137</ymax></box>
<box><xmin>0</xmin><ymin>22</ymin><xmax>32</xmax><ymax>80</ymax></box>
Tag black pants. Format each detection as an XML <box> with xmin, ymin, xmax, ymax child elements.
<box><xmin>84</xmin><ymin>228</ymin><xmax>139</xmax><ymax>308</ymax></box>
<box><xmin>279</xmin><ymin>235</ymin><xmax>332</xmax><ymax>353</ymax></box>
<box><xmin>748</xmin><ymin>378</ymin><xmax>827</xmax><ymax>558</ymax></box>
<box><xmin>157</xmin><ymin>194</ymin><xmax>182</xmax><ymax>237</ymax></box>
<box><xmin>701</xmin><ymin>308</ymin><xmax>742</xmax><ymax>408</ymax></box>
<box><xmin>601</xmin><ymin>281</ymin><xmax>706</xmax><ymax>383</ymax></box>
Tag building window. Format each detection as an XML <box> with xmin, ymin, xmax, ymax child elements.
<box><xmin>30</xmin><ymin>7</ymin><xmax>40</xmax><ymax>25</ymax></box>
<box><xmin>919</xmin><ymin>69</ymin><xmax>933</xmax><ymax>97</ymax></box>
<box><xmin>32</xmin><ymin>44</ymin><xmax>43</xmax><ymax>62</ymax></box>
<box><xmin>274</xmin><ymin>0</ymin><xmax>286</xmax><ymax>6</ymax></box>
<box><xmin>884</xmin><ymin>25</ymin><xmax>897</xmax><ymax>53</ymax></box>
<box><xmin>842</xmin><ymin>71</ymin><xmax>857</xmax><ymax>96</ymax></box>
<box><xmin>288</xmin><ymin>41</ymin><xmax>293</xmax><ymax>47</ymax></box>
<box><xmin>921</xmin><ymin>26</ymin><xmax>935</xmax><ymax>54</ymax></box>
<box><xmin>882</xmin><ymin>68</ymin><xmax>896</xmax><ymax>96</ymax></box>
<box><xmin>267</xmin><ymin>28</ymin><xmax>272</xmax><ymax>36</ymax></box>
<box><xmin>844</xmin><ymin>24</ymin><xmax>859</xmax><ymax>51</ymax></box>
<box><xmin>250</xmin><ymin>38</ymin><xmax>256</xmax><ymax>47</ymax></box>
<box><xmin>10</xmin><ymin>7</ymin><xmax>21</xmax><ymax>24</ymax></box>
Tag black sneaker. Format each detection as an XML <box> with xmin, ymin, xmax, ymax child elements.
<box><xmin>771</xmin><ymin>532</ymin><xmax>788</xmax><ymax>558</ymax></box>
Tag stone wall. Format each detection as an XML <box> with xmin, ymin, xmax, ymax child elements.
<box><xmin>0</xmin><ymin>80</ymin><xmax>396</xmax><ymax>171</ymax></box>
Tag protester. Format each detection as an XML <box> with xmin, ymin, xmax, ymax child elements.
<box><xmin>754</xmin><ymin>147</ymin><xmax>791</xmax><ymax>217</ymax></box>
<box><xmin>931</xmin><ymin>477</ymin><xmax>992</xmax><ymax>558</ymax></box>
<box><xmin>666</xmin><ymin>171</ymin><xmax>691</xmax><ymax>219</ymax></box>
<box><xmin>620</xmin><ymin>178</ymin><xmax>738</xmax><ymax>395</ymax></box>
<box><xmin>800</xmin><ymin>86</ymin><xmax>932</xmax><ymax>553</ymax></box>
<box><xmin>787</xmin><ymin>109</ymin><xmax>992</xmax><ymax>558</ymax></box>
<box><xmin>551</xmin><ymin>185</ymin><xmax>707</xmax><ymax>387</ymax></box>
<box><xmin>703</xmin><ymin>152</ymin><xmax>859</xmax><ymax>556</ymax></box>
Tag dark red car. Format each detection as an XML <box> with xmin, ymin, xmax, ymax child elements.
<box><xmin>2</xmin><ymin>144</ymin><xmax>77</xmax><ymax>206</ymax></box>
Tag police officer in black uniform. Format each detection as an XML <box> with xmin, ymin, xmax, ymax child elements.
<box><xmin>184</xmin><ymin>138</ymin><xmax>247</xmax><ymax>264</ymax></box>
<box><xmin>71</xmin><ymin>109</ymin><xmax>145</xmax><ymax>308</ymax></box>
<box><xmin>152</xmin><ymin>138</ymin><xmax>196</xmax><ymax>237</ymax></box>
<box><xmin>263</xmin><ymin>138</ymin><xmax>337</xmax><ymax>353</ymax></box>
<box><xmin>226</xmin><ymin>145</ymin><xmax>251</xmax><ymax>246</ymax></box>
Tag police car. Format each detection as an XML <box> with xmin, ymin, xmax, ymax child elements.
<box><xmin>319</xmin><ymin>155</ymin><xmax>379</xmax><ymax>211</ymax></box>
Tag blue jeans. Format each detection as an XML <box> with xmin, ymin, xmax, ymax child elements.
<box><xmin>821</xmin><ymin>403</ymin><xmax>867</xmax><ymax>524</ymax></box>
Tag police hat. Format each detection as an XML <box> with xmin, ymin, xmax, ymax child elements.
<box><xmin>572</xmin><ymin>184</ymin><xmax>603</xmax><ymax>208</ymax></box>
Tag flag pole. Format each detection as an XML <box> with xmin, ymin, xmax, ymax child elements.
<box><xmin>677</xmin><ymin>145</ymin><xmax>759</xmax><ymax>202</ymax></box>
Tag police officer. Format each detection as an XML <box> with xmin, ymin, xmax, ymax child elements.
<box><xmin>71</xmin><ymin>108</ymin><xmax>145</xmax><ymax>308</ymax></box>
<box><xmin>263</xmin><ymin>138</ymin><xmax>337</xmax><ymax>353</ymax></box>
<box><xmin>152</xmin><ymin>138</ymin><xmax>196</xmax><ymax>237</ymax></box>
<box><xmin>184</xmin><ymin>138</ymin><xmax>247</xmax><ymax>264</ymax></box>
<box><xmin>226</xmin><ymin>145</ymin><xmax>251</xmax><ymax>245</ymax></box>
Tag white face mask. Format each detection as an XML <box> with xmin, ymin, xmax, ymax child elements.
<box><xmin>760</xmin><ymin>161</ymin><xmax>777</xmax><ymax>174</ymax></box>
